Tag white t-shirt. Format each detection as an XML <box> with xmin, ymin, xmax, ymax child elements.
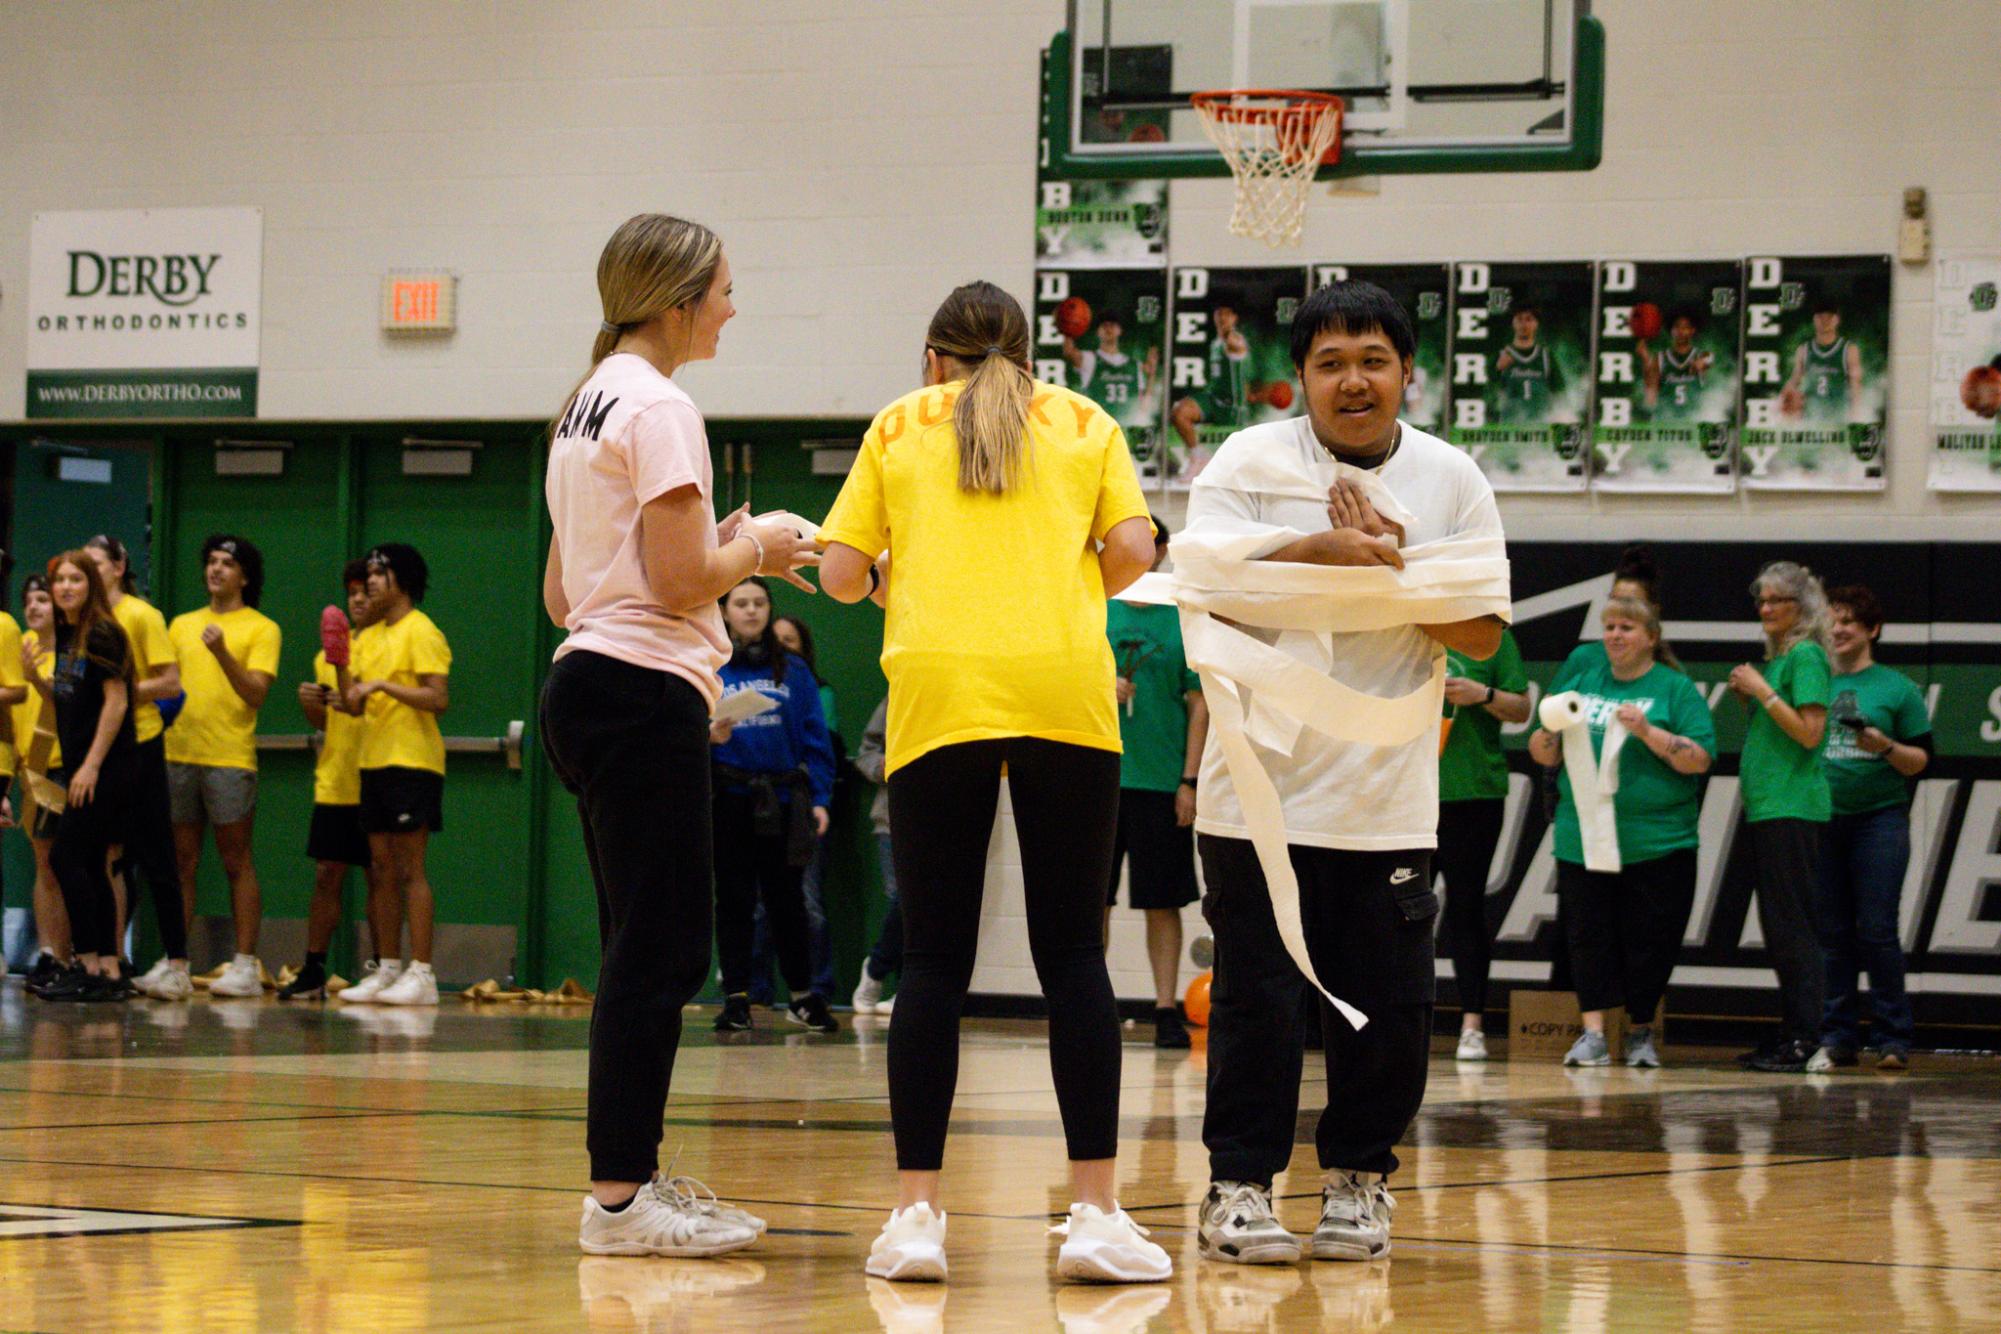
<box><xmin>1188</xmin><ymin>416</ymin><xmax>1505</xmax><ymax>851</ymax></box>
<box><xmin>546</xmin><ymin>353</ymin><xmax>730</xmax><ymax>706</ymax></box>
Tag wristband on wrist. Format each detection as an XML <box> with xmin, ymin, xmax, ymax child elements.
<box><xmin>738</xmin><ymin>531</ymin><xmax>765</xmax><ymax>572</ymax></box>
<box><xmin>866</xmin><ymin>564</ymin><xmax>882</xmax><ymax>595</ymax></box>
<box><xmin>1180</xmin><ymin>775</ymin><xmax>1198</xmax><ymax>790</ymax></box>
<box><xmin>1484</xmin><ymin>685</ymin><xmax>1496</xmax><ymax>705</ymax></box>
<box><xmin>1761</xmin><ymin>692</ymin><xmax>1779</xmax><ymax>710</ymax></box>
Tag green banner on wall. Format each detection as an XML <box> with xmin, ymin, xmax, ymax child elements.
<box><xmin>26</xmin><ymin>368</ymin><xmax>258</xmax><ymax>419</ymax></box>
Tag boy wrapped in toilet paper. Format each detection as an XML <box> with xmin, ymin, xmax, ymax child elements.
<box><xmin>1539</xmin><ymin>689</ymin><xmax>1626</xmax><ymax>875</ymax></box>
<box><xmin>1120</xmin><ymin>448</ymin><xmax>1512</xmax><ymax>1029</ymax></box>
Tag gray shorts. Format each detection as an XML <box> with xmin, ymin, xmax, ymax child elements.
<box><xmin>167</xmin><ymin>761</ymin><xmax>258</xmax><ymax>826</ymax></box>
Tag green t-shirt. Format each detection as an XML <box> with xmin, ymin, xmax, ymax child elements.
<box><xmin>1439</xmin><ymin>629</ymin><xmax>1530</xmax><ymax>803</ymax></box>
<box><xmin>1740</xmin><ymin>638</ymin><xmax>1833</xmax><ymax>823</ymax></box>
<box><xmin>1107</xmin><ymin>599</ymin><xmax>1199</xmax><ymax>792</ymax></box>
<box><xmin>1548</xmin><ymin>648</ymin><xmax>1716</xmax><ymax>866</ymax></box>
<box><xmin>1824</xmin><ymin>663</ymin><xmax>1929</xmax><ymax>816</ymax></box>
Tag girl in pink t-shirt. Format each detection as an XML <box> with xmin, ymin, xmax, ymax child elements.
<box><xmin>540</xmin><ymin>214</ymin><xmax>815</xmax><ymax>1260</ymax></box>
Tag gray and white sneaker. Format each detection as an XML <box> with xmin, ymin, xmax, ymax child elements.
<box><xmin>1313</xmin><ymin>1171</ymin><xmax>1393</xmax><ymax>1261</ymax></box>
<box><xmin>1563</xmin><ymin>1030</ymin><xmax>1611</xmax><ymax>1067</ymax></box>
<box><xmin>1455</xmin><ymin>1028</ymin><xmax>1488</xmax><ymax>1062</ymax></box>
<box><xmin>1625</xmin><ymin>1026</ymin><xmax>1661</xmax><ymax>1068</ymax></box>
<box><xmin>579</xmin><ymin>1174</ymin><xmax>759</xmax><ymax>1257</ymax></box>
<box><xmin>1197</xmin><ymin>1181</ymin><xmax>1302</xmax><ymax>1265</ymax></box>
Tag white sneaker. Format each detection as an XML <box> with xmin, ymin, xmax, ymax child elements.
<box><xmin>208</xmin><ymin>955</ymin><xmax>264</xmax><ymax>998</ymax></box>
<box><xmin>876</xmin><ymin>992</ymin><xmax>895</xmax><ymax>1016</ymax></box>
<box><xmin>579</xmin><ymin>1176</ymin><xmax>760</xmax><ymax>1257</ymax></box>
<box><xmin>134</xmin><ymin>956</ymin><xmax>171</xmax><ymax>993</ymax></box>
<box><xmin>338</xmin><ymin>959</ymin><xmax>404</xmax><ymax>1003</ymax></box>
<box><xmin>377</xmin><ymin>961</ymin><xmax>439</xmax><ymax>1006</ymax></box>
<box><xmin>657</xmin><ymin>1160</ymin><xmax>766</xmax><ymax>1236</ymax></box>
<box><xmin>1313</xmin><ymin>1171</ymin><xmax>1393</xmax><ymax>1261</ymax></box>
<box><xmin>866</xmin><ymin>1203</ymin><xmax>948</xmax><ymax>1281</ymax></box>
<box><xmin>1197</xmin><ymin>1180</ymin><xmax>1302</xmax><ymax>1265</ymax></box>
<box><xmin>1804</xmin><ymin>1045</ymin><xmax>1836</xmax><ymax>1074</ymax></box>
<box><xmin>1054</xmin><ymin>1203</ymin><xmax>1172</xmax><ymax>1283</ymax></box>
<box><xmin>149</xmin><ymin>962</ymin><xmax>193</xmax><ymax>1002</ymax></box>
<box><xmin>852</xmin><ymin>970</ymin><xmax>885</xmax><ymax>1015</ymax></box>
<box><xmin>1455</xmin><ymin>1028</ymin><xmax>1488</xmax><ymax>1062</ymax></box>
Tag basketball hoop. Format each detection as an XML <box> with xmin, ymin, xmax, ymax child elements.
<box><xmin>1191</xmin><ymin>90</ymin><xmax>1344</xmax><ymax>248</ymax></box>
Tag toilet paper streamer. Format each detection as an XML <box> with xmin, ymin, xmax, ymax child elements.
<box><xmin>1539</xmin><ymin>689</ymin><xmax>1626</xmax><ymax>874</ymax></box>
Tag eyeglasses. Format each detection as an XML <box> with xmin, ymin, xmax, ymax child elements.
<box><xmin>1754</xmin><ymin>596</ymin><xmax>1797</xmax><ymax>608</ymax></box>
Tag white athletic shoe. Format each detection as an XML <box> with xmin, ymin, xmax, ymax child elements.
<box><xmin>377</xmin><ymin>961</ymin><xmax>439</xmax><ymax>1006</ymax></box>
<box><xmin>134</xmin><ymin>956</ymin><xmax>171</xmax><ymax>994</ymax></box>
<box><xmin>338</xmin><ymin>959</ymin><xmax>404</xmax><ymax>1003</ymax></box>
<box><xmin>1053</xmin><ymin>1203</ymin><xmax>1172</xmax><ymax>1283</ymax></box>
<box><xmin>865</xmin><ymin>1203</ymin><xmax>948</xmax><ymax>1281</ymax></box>
<box><xmin>1455</xmin><ymin>1028</ymin><xmax>1488</xmax><ymax>1062</ymax></box>
<box><xmin>656</xmin><ymin>1159</ymin><xmax>767</xmax><ymax>1236</ymax></box>
<box><xmin>1197</xmin><ymin>1180</ymin><xmax>1302</xmax><ymax>1265</ymax></box>
<box><xmin>852</xmin><ymin>970</ymin><xmax>885</xmax><ymax>1015</ymax></box>
<box><xmin>207</xmin><ymin>955</ymin><xmax>264</xmax><ymax>998</ymax></box>
<box><xmin>579</xmin><ymin>1175</ymin><xmax>760</xmax><ymax>1257</ymax></box>
<box><xmin>1313</xmin><ymin>1171</ymin><xmax>1393</xmax><ymax>1261</ymax></box>
<box><xmin>876</xmin><ymin>992</ymin><xmax>895</xmax><ymax>1016</ymax></box>
<box><xmin>148</xmin><ymin>962</ymin><xmax>193</xmax><ymax>1002</ymax></box>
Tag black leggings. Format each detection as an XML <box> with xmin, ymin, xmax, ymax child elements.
<box><xmin>887</xmin><ymin>737</ymin><xmax>1123</xmax><ymax>1171</ymax></box>
<box><xmin>116</xmin><ymin>736</ymin><xmax>188</xmax><ymax>959</ymax></box>
<box><xmin>1558</xmin><ymin>849</ymin><xmax>1695</xmax><ymax>1025</ymax></box>
<box><xmin>52</xmin><ymin>760</ymin><xmax>135</xmax><ymax>958</ymax></box>
<box><xmin>540</xmin><ymin>651</ymin><xmax>717</xmax><ymax>1184</ymax></box>
<box><xmin>712</xmin><ymin>790</ymin><xmax>813</xmax><ymax>997</ymax></box>
<box><xmin>1436</xmin><ymin>798</ymin><xmax>1505</xmax><ymax>1017</ymax></box>
<box><xmin>1749</xmin><ymin>818</ymin><xmax>1827</xmax><ymax>1043</ymax></box>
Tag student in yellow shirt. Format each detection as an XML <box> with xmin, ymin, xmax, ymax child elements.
<box><xmin>10</xmin><ymin>575</ymin><xmax>73</xmax><ymax>991</ymax></box>
<box><xmin>338</xmin><ymin>543</ymin><xmax>450</xmax><ymax>1007</ymax></box>
<box><xmin>84</xmin><ymin>534</ymin><xmax>191</xmax><ymax>999</ymax></box>
<box><xmin>0</xmin><ymin>588</ymin><xmax>24</xmax><ymax>809</ymax></box>
<box><xmin>819</xmin><ymin>280</ymin><xmax>1162</xmax><ymax>1285</ymax></box>
<box><xmin>278</xmin><ymin>561</ymin><xmax>390</xmax><ymax>1002</ymax></box>
<box><xmin>165</xmin><ymin>535</ymin><xmax>281</xmax><ymax>998</ymax></box>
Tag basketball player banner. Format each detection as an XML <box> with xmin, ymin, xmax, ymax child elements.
<box><xmin>1928</xmin><ymin>256</ymin><xmax>2001</xmax><ymax>492</ymax></box>
<box><xmin>1447</xmin><ymin>261</ymin><xmax>1594</xmax><ymax>492</ymax></box>
<box><xmin>1310</xmin><ymin>263</ymin><xmax>1451</xmax><ymax>432</ymax></box>
<box><xmin>1739</xmin><ymin>254</ymin><xmax>1892</xmax><ymax>491</ymax></box>
<box><xmin>1034</xmin><ymin>178</ymin><xmax>1171</xmax><ymax>268</ymax></box>
<box><xmin>1590</xmin><ymin>260</ymin><xmax>1744</xmax><ymax>493</ymax></box>
<box><xmin>1482</xmin><ymin>538</ymin><xmax>2001</xmax><ymax>1029</ymax></box>
<box><xmin>1032</xmin><ymin>269</ymin><xmax>1171</xmax><ymax>482</ymax></box>
<box><xmin>1166</xmin><ymin>266</ymin><xmax>1307</xmax><ymax>487</ymax></box>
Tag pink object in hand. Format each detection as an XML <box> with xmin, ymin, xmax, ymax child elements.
<box><xmin>320</xmin><ymin>605</ymin><xmax>351</xmax><ymax>667</ymax></box>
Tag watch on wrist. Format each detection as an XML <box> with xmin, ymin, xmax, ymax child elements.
<box><xmin>1180</xmin><ymin>775</ymin><xmax>1198</xmax><ymax>790</ymax></box>
<box><xmin>1484</xmin><ymin>685</ymin><xmax>1496</xmax><ymax>705</ymax></box>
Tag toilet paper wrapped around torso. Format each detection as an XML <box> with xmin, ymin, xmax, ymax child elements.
<box><xmin>1119</xmin><ymin>418</ymin><xmax>1512</xmax><ymax>1029</ymax></box>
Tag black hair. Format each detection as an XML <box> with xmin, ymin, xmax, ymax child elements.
<box><xmin>367</xmin><ymin>543</ymin><xmax>428</xmax><ymax>603</ymax></box>
<box><xmin>1826</xmin><ymin>583</ymin><xmax>1884</xmax><ymax>632</ymax></box>
<box><xmin>1289</xmin><ymin>280</ymin><xmax>1416</xmax><ymax>369</ymax></box>
<box><xmin>84</xmin><ymin>533</ymin><xmax>137</xmax><ymax>594</ymax></box>
<box><xmin>21</xmin><ymin>572</ymin><xmax>49</xmax><ymax>617</ymax></box>
<box><xmin>721</xmin><ymin>575</ymin><xmax>788</xmax><ymax>684</ymax></box>
<box><xmin>201</xmin><ymin>533</ymin><xmax>265</xmax><ymax>607</ymax></box>
<box><xmin>1612</xmin><ymin>543</ymin><xmax>1662</xmax><ymax>607</ymax></box>
<box><xmin>342</xmin><ymin>558</ymin><xmax>371</xmax><ymax>589</ymax></box>
<box><xmin>1512</xmin><ymin>302</ymin><xmax>1541</xmax><ymax>320</ymax></box>
<box><xmin>773</xmin><ymin>613</ymin><xmax>818</xmax><ymax>676</ymax></box>
<box><xmin>1811</xmin><ymin>297</ymin><xmax>1841</xmax><ymax>315</ymax></box>
<box><xmin>1096</xmin><ymin>311</ymin><xmax>1123</xmax><ymax>326</ymax></box>
<box><xmin>1668</xmin><ymin>309</ymin><xmax>1701</xmax><ymax>331</ymax></box>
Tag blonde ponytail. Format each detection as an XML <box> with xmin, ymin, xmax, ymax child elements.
<box><xmin>926</xmin><ymin>281</ymin><xmax>1034</xmax><ymax>495</ymax></box>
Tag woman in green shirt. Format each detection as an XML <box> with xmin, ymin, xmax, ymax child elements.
<box><xmin>1818</xmin><ymin>585</ymin><xmax>1930</xmax><ymax>1069</ymax></box>
<box><xmin>1437</xmin><ymin>628</ymin><xmax>1532</xmax><ymax>1063</ymax></box>
<box><xmin>1728</xmin><ymin>561</ymin><xmax>1833</xmax><ymax>1073</ymax></box>
<box><xmin>1530</xmin><ymin>596</ymin><xmax>1714</xmax><ymax>1068</ymax></box>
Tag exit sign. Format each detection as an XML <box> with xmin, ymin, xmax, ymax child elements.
<box><xmin>380</xmin><ymin>270</ymin><xmax>457</xmax><ymax>334</ymax></box>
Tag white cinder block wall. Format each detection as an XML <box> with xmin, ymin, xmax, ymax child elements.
<box><xmin>3</xmin><ymin>1</ymin><xmax>1996</xmax><ymax>999</ymax></box>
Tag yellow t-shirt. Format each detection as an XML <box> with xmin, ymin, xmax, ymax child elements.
<box><xmin>111</xmin><ymin>595</ymin><xmax>175</xmax><ymax>744</ymax></box>
<box><xmin>355</xmin><ymin>609</ymin><xmax>452</xmax><ymax>775</ymax></box>
<box><xmin>313</xmin><ymin>649</ymin><xmax>364</xmax><ymax>806</ymax></box>
<box><xmin>819</xmin><ymin>378</ymin><xmax>1152</xmax><ymax>777</ymax></box>
<box><xmin>163</xmin><ymin>605</ymin><xmax>282</xmax><ymax>771</ymax></box>
<box><xmin>15</xmin><ymin>629</ymin><xmax>58</xmax><ymax>771</ymax></box>
<box><xmin>0</xmin><ymin>612</ymin><xmax>23</xmax><ymax>772</ymax></box>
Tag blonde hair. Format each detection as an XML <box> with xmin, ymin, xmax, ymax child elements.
<box><xmin>1603</xmin><ymin>594</ymin><xmax>1681</xmax><ymax>672</ymax></box>
<box><xmin>1751</xmin><ymin>560</ymin><xmax>1832</xmax><ymax>659</ymax></box>
<box><xmin>554</xmin><ymin>214</ymin><xmax>723</xmax><ymax>434</ymax></box>
<box><xmin>925</xmin><ymin>281</ymin><xmax>1034</xmax><ymax>494</ymax></box>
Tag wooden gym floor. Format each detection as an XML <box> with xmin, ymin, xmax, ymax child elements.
<box><xmin>2</xmin><ymin>984</ymin><xmax>1998</xmax><ymax>1332</ymax></box>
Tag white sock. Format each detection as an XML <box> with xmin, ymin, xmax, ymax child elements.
<box><xmin>233</xmin><ymin>952</ymin><xmax>256</xmax><ymax>967</ymax></box>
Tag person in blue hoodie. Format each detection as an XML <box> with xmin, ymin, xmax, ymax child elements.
<box><xmin>710</xmin><ymin>576</ymin><xmax>837</xmax><ymax>1034</ymax></box>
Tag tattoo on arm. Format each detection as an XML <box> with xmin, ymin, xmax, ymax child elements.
<box><xmin>1666</xmin><ymin>736</ymin><xmax>1688</xmax><ymax>754</ymax></box>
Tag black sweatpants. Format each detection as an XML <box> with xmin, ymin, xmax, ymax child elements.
<box><xmin>1750</xmin><ymin>818</ymin><xmax>1827</xmax><ymax>1043</ymax></box>
<box><xmin>1199</xmin><ymin>835</ymin><xmax>1435</xmax><ymax>1185</ymax></box>
<box><xmin>52</xmin><ymin>760</ymin><xmax>135</xmax><ymax>958</ymax></box>
<box><xmin>1435</xmin><ymin>798</ymin><xmax>1505</xmax><ymax>1018</ymax></box>
<box><xmin>886</xmin><ymin>737</ymin><xmax>1122</xmax><ymax>1171</ymax></box>
<box><xmin>117</xmin><ymin>736</ymin><xmax>188</xmax><ymax>959</ymax></box>
<box><xmin>712</xmin><ymin>790</ymin><xmax>813</xmax><ymax>998</ymax></box>
<box><xmin>1557</xmin><ymin>848</ymin><xmax>1695</xmax><ymax>1026</ymax></box>
<box><xmin>540</xmin><ymin>651</ymin><xmax>717</xmax><ymax>1184</ymax></box>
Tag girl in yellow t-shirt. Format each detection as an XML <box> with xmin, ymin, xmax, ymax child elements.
<box><xmin>819</xmin><ymin>280</ymin><xmax>1162</xmax><ymax>1284</ymax></box>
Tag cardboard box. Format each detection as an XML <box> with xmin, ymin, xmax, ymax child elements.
<box><xmin>1506</xmin><ymin>989</ymin><xmax>1663</xmax><ymax>1061</ymax></box>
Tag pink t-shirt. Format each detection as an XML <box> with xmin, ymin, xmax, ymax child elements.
<box><xmin>546</xmin><ymin>353</ymin><xmax>729</xmax><ymax>705</ymax></box>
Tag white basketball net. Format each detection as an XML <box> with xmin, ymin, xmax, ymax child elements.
<box><xmin>1193</xmin><ymin>93</ymin><xmax>1343</xmax><ymax>248</ymax></box>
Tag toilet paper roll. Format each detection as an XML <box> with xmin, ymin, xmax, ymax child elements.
<box><xmin>1540</xmin><ymin>690</ymin><xmax>1587</xmax><ymax>732</ymax></box>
